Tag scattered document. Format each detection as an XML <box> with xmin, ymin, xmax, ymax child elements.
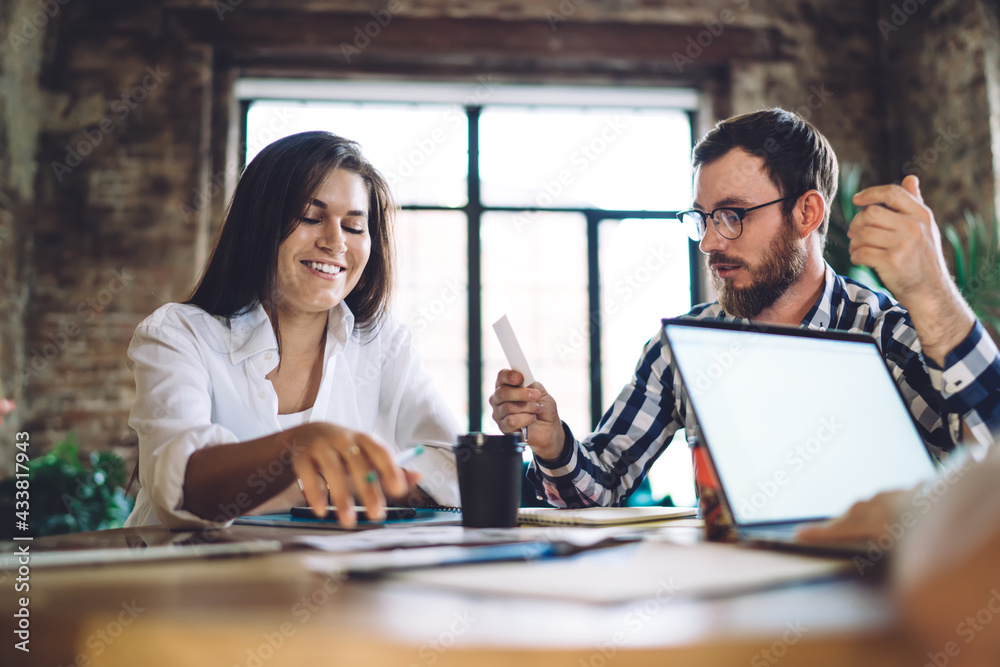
<box><xmin>303</xmin><ymin>542</ymin><xmax>565</xmax><ymax>575</ymax></box>
<box><xmin>0</xmin><ymin>540</ymin><xmax>282</xmax><ymax>570</ymax></box>
<box><xmin>295</xmin><ymin>524</ymin><xmax>642</xmax><ymax>554</ymax></box>
<box><xmin>390</xmin><ymin>540</ymin><xmax>851</xmax><ymax>603</ymax></box>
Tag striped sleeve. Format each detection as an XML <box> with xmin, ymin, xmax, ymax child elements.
<box><xmin>935</xmin><ymin>321</ymin><xmax>1000</xmax><ymax>448</ymax></box>
<box><xmin>527</xmin><ymin>326</ymin><xmax>685</xmax><ymax>507</ymax></box>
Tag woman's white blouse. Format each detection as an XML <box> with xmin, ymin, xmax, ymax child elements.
<box><xmin>124</xmin><ymin>301</ymin><xmax>460</xmax><ymax>528</ymax></box>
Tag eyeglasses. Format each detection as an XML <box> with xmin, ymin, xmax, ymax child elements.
<box><xmin>675</xmin><ymin>196</ymin><xmax>797</xmax><ymax>242</ymax></box>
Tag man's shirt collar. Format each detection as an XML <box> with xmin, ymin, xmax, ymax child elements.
<box><xmin>799</xmin><ymin>263</ymin><xmax>837</xmax><ymax>330</ymax></box>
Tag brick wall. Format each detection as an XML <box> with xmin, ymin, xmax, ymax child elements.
<box><xmin>0</xmin><ymin>0</ymin><xmax>997</xmax><ymax>474</ymax></box>
<box><xmin>13</xmin><ymin>2</ymin><xmax>212</xmax><ymax>465</ymax></box>
<box><xmin>0</xmin><ymin>0</ymin><xmax>44</xmax><ymax>460</ymax></box>
<box><xmin>881</xmin><ymin>0</ymin><xmax>1000</xmax><ymax>228</ymax></box>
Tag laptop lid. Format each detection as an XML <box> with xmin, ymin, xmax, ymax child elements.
<box><xmin>661</xmin><ymin>318</ymin><xmax>938</xmax><ymax>529</ymax></box>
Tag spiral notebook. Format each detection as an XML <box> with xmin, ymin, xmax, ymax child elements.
<box><xmin>516</xmin><ymin>506</ymin><xmax>696</xmax><ymax>526</ymax></box>
<box><xmin>420</xmin><ymin>505</ymin><xmax>697</xmax><ymax>527</ymax></box>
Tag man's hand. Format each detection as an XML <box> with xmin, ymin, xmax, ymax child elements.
<box><xmin>849</xmin><ymin>174</ymin><xmax>976</xmax><ymax>365</ymax></box>
<box><xmin>489</xmin><ymin>370</ymin><xmax>565</xmax><ymax>461</ymax></box>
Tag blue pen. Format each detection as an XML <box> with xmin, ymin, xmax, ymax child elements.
<box><xmin>396</xmin><ymin>444</ymin><xmax>425</xmax><ymax>466</ymax></box>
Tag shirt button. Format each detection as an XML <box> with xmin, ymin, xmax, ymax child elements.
<box><xmin>258</xmin><ymin>391</ymin><xmax>266</xmax><ymax>399</ymax></box>
<box><xmin>264</xmin><ymin>353</ymin><xmax>273</xmax><ymax>360</ymax></box>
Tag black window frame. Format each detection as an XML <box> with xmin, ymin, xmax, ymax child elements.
<box><xmin>240</xmin><ymin>99</ymin><xmax>700</xmax><ymax>432</ymax></box>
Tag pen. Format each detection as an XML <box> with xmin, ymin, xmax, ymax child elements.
<box><xmin>365</xmin><ymin>444</ymin><xmax>425</xmax><ymax>484</ymax></box>
<box><xmin>396</xmin><ymin>444</ymin><xmax>425</xmax><ymax>466</ymax></box>
<box><xmin>419</xmin><ymin>440</ymin><xmax>455</xmax><ymax>451</ymax></box>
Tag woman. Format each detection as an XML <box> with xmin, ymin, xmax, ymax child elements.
<box><xmin>125</xmin><ymin>131</ymin><xmax>459</xmax><ymax>529</ymax></box>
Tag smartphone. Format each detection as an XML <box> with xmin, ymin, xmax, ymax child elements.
<box><xmin>290</xmin><ymin>506</ymin><xmax>417</xmax><ymax>522</ymax></box>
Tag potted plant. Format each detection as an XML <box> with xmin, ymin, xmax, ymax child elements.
<box><xmin>0</xmin><ymin>432</ymin><xmax>134</xmax><ymax>538</ymax></box>
<box><xmin>824</xmin><ymin>163</ymin><xmax>887</xmax><ymax>290</ymax></box>
<box><xmin>943</xmin><ymin>210</ymin><xmax>1000</xmax><ymax>344</ymax></box>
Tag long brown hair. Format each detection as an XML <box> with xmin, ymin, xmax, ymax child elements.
<box><xmin>187</xmin><ymin>131</ymin><xmax>396</xmax><ymax>344</ymax></box>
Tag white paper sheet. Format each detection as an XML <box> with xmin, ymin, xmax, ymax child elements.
<box><xmin>295</xmin><ymin>525</ymin><xmax>643</xmax><ymax>553</ymax></box>
<box><xmin>387</xmin><ymin>540</ymin><xmax>850</xmax><ymax>603</ymax></box>
<box><xmin>492</xmin><ymin>314</ymin><xmax>536</xmax><ymax>385</ymax></box>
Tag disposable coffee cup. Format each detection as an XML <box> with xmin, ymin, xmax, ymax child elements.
<box><xmin>455</xmin><ymin>432</ymin><xmax>525</xmax><ymax>528</ymax></box>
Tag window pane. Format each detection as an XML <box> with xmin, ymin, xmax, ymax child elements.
<box><xmin>481</xmin><ymin>212</ymin><xmax>590</xmax><ymax>433</ymax></box>
<box><xmin>394</xmin><ymin>210</ymin><xmax>469</xmax><ymax>428</ymax></box>
<box><xmin>246</xmin><ymin>101</ymin><xmax>468</xmax><ymax>207</ymax></box>
<box><xmin>599</xmin><ymin>218</ymin><xmax>694</xmax><ymax>506</ymax></box>
<box><xmin>599</xmin><ymin>218</ymin><xmax>692</xmax><ymax>398</ymax></box>
<box><xmin>479</xmin><ymin>108</ymin><xmax>692</xmax><ymax>211</ymax></box>
<box><xmin>647</xmin><ymin>429</ymin><xmax>697</xmax><ymax>507</ymax></box>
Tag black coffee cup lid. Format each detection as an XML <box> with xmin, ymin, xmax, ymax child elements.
<box><xmin>456</xmin><ymin>432</ymin><xmax>524</xmax><ymax>450</ymax></box>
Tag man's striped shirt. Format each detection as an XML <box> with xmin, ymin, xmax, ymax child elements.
<box><xmin>529</xmin><ymin>264</ymin><xmax>1000</xmax><ymax>508</ymax></box>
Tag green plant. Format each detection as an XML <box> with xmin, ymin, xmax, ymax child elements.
<box><xmin>824</xmin><ymin>163</ymin><xmax>887</xmax><ymax>291</ymax></box>
<box><xmin>0</xmin><ymin>432</ymin><xmax>134</xmax><ymax>538</ymax></box>
<box><xmin>943</xmin><ymin>210</ymin><xmax>1000</xmax><ymax>342</ymax></box>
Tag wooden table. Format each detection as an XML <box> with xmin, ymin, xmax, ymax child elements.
<box><xmin>1</xmin><ymin>524</ymin><xmax>924</xmax><ymax>666</ymax></box>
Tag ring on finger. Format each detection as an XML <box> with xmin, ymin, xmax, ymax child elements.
<box><xmin>347</xmin><ymin>444</ymin><xmax>361</xmax><ymax>457</ymax></box>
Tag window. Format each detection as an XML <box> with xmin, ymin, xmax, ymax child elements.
<box><xmin>241</xmin><ymin>81</ymin><xmax>698</xmax><ymax>506</ymax></box>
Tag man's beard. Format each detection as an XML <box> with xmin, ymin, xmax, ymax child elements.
<box><xmin>709</xmin><ymin>217</ymin><xmax>808</xmax><ymax>319</ymax></box>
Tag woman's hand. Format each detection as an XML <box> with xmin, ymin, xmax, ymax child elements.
<box><xmin>287</xmin><ymin>422</ymin><xmax>413</xmax><ymax>527</ymax></box>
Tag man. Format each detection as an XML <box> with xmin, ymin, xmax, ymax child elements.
<box><xmin>490</xmin><ymin>108</ymin><xmax>1000</xmax><ymax>508</ymax></box>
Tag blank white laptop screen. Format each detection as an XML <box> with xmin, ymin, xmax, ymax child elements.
<box><xmin>663</xmin><ymin>322</ymin><xmax>938</xmax><ymax>526</ymax></box>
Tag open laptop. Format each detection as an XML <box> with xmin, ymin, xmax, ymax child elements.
<box><xmin>661</xmin><ymin>318</ymin><xmax>939</xmax><ymax>553</ymax></box>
